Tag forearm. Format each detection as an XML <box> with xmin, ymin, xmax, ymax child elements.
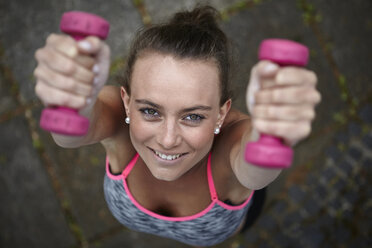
<box><xmin>51</xmin><ymin>100</ymin><xmax>97</xmax><ymax>148</ymax></box>
<box><xmin>232</xmin><ymin>128</ymin><xmax>282</xmax><ymax>190</ymax></box>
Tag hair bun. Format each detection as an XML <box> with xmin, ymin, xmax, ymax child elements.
<box><xmin>169</xmin><ymin>6</ymin><xmax>220</xmax><ymax>30</ymax></box>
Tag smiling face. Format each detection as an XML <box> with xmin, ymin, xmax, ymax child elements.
<box><xmin>122</xmin><ymin>52</ymin><xmax>230</xmax><ymax>181</ymax></box>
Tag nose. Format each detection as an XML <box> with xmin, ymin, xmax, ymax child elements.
<box><xmin>157</xmin><ymin>119</ymin><xmax>182</xmax><ymax>149</ymax></box>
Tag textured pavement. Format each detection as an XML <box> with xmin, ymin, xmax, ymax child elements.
<box><xmin>0</xmin><ymin>0</ymin><xmax>371</xmax><ymax>247</ymax></box>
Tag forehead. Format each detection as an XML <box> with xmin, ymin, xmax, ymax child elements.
<box><xmin>131</xmin><ymin>53</ymin><xmax>221</xmax><ymax>108</ymax></box>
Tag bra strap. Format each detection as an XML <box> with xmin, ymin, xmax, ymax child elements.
<box><xmin>122</xmin><ymin>153</ymin><xmax>140</xmax><ymax>178</ymax></box>
<box><xmin>207</xmin><ymin>153</ymin><xmax>218</xmax><ymax>201</ymax></box>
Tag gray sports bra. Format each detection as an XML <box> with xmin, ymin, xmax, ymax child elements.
<box><xmin>103</xmin><ymin>153</ymin><xmax>254</xmax><ymax>246</ymax></box>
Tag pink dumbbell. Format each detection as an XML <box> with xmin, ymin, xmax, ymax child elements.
<box><xmin>40</xmin><ymin>11</ymin><xmax>110</xmax><ymax>136</ymax></box>
<box><xmin>245</xmin><ymin>39</ymin><xmax>309</xmax><ymax>168</ymax></box>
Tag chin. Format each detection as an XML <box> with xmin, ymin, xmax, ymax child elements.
<box><xmin>154</xmin><ymin>175</ymin><xmax>177</xmax><ymax>182</ymax></box>
<box><xmin>150</xmin><ymin>168</ymin><xmax>182</xmax><ymax>182</ymax></box>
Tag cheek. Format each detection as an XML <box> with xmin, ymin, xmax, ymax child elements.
<box><xmin>128</xmin><ymin>116</ymin><xmax>153</xmax><ymax>143</ymax></box>
<box><xmin>184</xmin><ymin>125</ymin><xmax>215</xmax><ymax>149</ymax></box>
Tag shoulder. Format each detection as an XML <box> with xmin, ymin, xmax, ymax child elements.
<box><xmin>95</xmin><ymin>85</ymin><xmax>124</xmax><ymax>127</ymax></box>
<box><xmin>212</xmin><ymin>109</ymin><xmax>252</xmax><ymax>176</ymax></box>
<box><xmin>214</xmin><ymin>109</ymin><xmax>252</xmax><ymax>156</ymax></box>
<box><xmin>211</xmin><ymin>108</ymin><xmax>252</xmax><ymax>170</ymax></box>
<box><xmin>99</xmin><ymin>86</ymin><xmax>136</xmax><ymax>172</ymax></box>
<box><xmin>210</xmin><ymin>109</ymin><xmax>253</xmax><ymax>200</ymax></box>
<box><xmin>94</xmin><ymin>85</ymin><xmax>126</xmax><ymax>142</ymax></box>
<box><xmin>98</xmin><ymin>85</ymin><xmax>122</xmax><ymax>107</ymax></box>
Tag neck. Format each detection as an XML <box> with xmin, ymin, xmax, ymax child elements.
<box><xmin>143</xmin><ymin>154</ymin><xmax>209</xmax><ymax>188</ymax></box>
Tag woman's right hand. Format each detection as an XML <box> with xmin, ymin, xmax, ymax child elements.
<box><xmin>34</xmin><ymin>33</ymin><xmax>111</xmax><ymax>111</ymax></box>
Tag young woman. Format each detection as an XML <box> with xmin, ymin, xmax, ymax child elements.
<box><xmin>34</xmin><ymin>6</ymin><xmax>320</xmax><ymax>247</ymax></box>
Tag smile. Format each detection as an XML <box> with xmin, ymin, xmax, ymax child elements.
<box><xmin>152</xmin><ymin>149</ymin><xmax>185</xmax><ymax>161</ymax></box>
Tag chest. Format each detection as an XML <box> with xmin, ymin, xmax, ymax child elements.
<box><xmin>106</xmin><ymin>144</ymin><xmax>251</xmax><ymax>217</ymax></box>
<box><xmin>103</xmin><ymin>174</ymin><xmax>251</xmax><ymax>247</ymax></box>
<box><xmin>126</xmin><ymin>161</ymin><xmax>212</xmax><ymax>217</ymax></box>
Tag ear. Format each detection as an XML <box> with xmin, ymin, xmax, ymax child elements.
<box><xmin>217</xmin><ymin>99</ymin><xmax>232</xmax><ymax>126</ymax></box>
<box><xmin>120</xmin><ymin>86</ymin><xmax>130</xmax><ymax>116</ymax></box>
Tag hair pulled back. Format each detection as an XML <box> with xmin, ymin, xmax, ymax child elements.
<box><xmin>121</xmin><ymin>5</ymin><xmax>232</xmax><ymax>105</ymax></box>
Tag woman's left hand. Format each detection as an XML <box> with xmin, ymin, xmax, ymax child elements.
<box><xmin>246</xmin><ymin>60</ymin><xmax>321</xmax><ymax>146</ymax></box>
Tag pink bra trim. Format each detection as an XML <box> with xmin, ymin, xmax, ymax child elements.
<box><xmin>124</xmin><ymin>179</ymin><xmax>216</xmax><ymax>221</ymax></box>
<box><xmin>105</xmin><ymin>153</ymin><xmax>254</xmax><ymax>221</ymax></box>
<box><xmin>105</xmin><ymin>154</ymin><xmax>139</xmax><ymax>180</ymax></box>
<box><xmin>206</xmin><ymin>154</ymin><xmax>254</xmax><ymax>210</ymax></box>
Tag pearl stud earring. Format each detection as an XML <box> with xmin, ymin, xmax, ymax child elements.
<box><xmin>125</xmin><ymin>117</ymin><xmax>130</xmax><ymax>124</ymax></box>
<box><xmin>214</xmin><ymin>125</ymin><xmax>221</xmax><ymax>135</ymax></box>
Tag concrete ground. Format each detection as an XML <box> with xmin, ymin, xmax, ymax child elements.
<box><xmin>0</xmin><ymin>0</ymin><xmax>371</xmax><ymax>247</ymax></box>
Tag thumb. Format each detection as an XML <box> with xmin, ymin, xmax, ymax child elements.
<box><xmin>246</xmin><ymin>65</ymin><xmax>260</xmax><ymax>114</ymax></box>
<box><xmin>256</xmin><ymin>60</ymin><xmax>279</xmax><ymax>78</ymax></box>
<box><xmin>246</xmin><ymin>61</ymin><xmax>279</xmax><ymax>113</ymax></box>
<box><xmin>94</xmin><ymin>42</ymin><xmax>111</xmax><ymax>88</ymax></box>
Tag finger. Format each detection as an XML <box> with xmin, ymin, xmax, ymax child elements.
<box><xmin>96</xmin><ymin>41</ymin><xmax>111</xmax><ymax>65</ymax></box>
<box><xmin>256</xmin><ymin>60</ymin><xmax>280</xmax><ymax>78</ymax></box>
<box><xmin>252</xmin><ymin>104</ymin><xmax>315</xmax><ymax>121</ymax></box>
<box><xmin>46</xmin><ymin>34</ymin><xmax>78</xmax><ymax>58</ymax></box>
<box><xmin>79</xmin><ymin>37</ymin><xmax>111</xmax><ymax>74</ymax></box>
<box><xmin>276</xmin><ymin>67</ymin><xmax>317</xmax><ymax>86</ymax></box>
<box><xmin>247</xmin><ymin>61</ymin><xmax>279</xmax><ymax>111</ymax></box>
<box><xmin>46</xmin><ymin>34</ymin><xmax>96</xmax><ymax>69</ymax></box>
<box><xmin>35</xmin><ymin>80</ymin><xmax>88</xmax><ymax>109</ymax></box>
<box><xmin>74</xmin><ymin>53</ymin><xmax>96</xmax><ymax>69</ymax></box>
<box><xmin>77</xmin><ymin>36</ymin><xmax>104</xmax><ymax>55</ymax></box>
<box><xmin>34</xmin><ymin>65</ymin><xmax>93</xmax><ymax>97</ymax></box>
<box><xmin>255</xmin><ymin>60</ymin><xmax>280</xmax><ymax>88</ymax></box>
<box><xmin>253</xmin><ymin>119</ymin><xmax>311</xmax><ymax>144</ymax></box>
<box><xmin>260</xmin><ymin>78</ymin><xmax>276</xmax><ymax>89</ymax></box>
<box><xmin>36</xmin><ymin>46</ymin><xmax>95</xmax><ymax>84</ymax></box>
<box><xmin>255</xmin><ymin>86</ymin><xmax>321</xmax><ymax>105</ymax></box>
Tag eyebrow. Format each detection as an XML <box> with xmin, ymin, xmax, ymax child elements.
<box><xmin>135</xmin><ymin>99</ymin><xmax>162</xmax><ymax>109</ymax></box>
<box><xmin>135</xmin><ymin>99</ymin><xmax>212</xmax><ymax>112</ymax></box>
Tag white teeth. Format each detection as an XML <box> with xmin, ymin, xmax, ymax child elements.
<box><xmin>155</xmin><ymin>150</ymin><xmax>181</xmax><ymax>161</ymax></box>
